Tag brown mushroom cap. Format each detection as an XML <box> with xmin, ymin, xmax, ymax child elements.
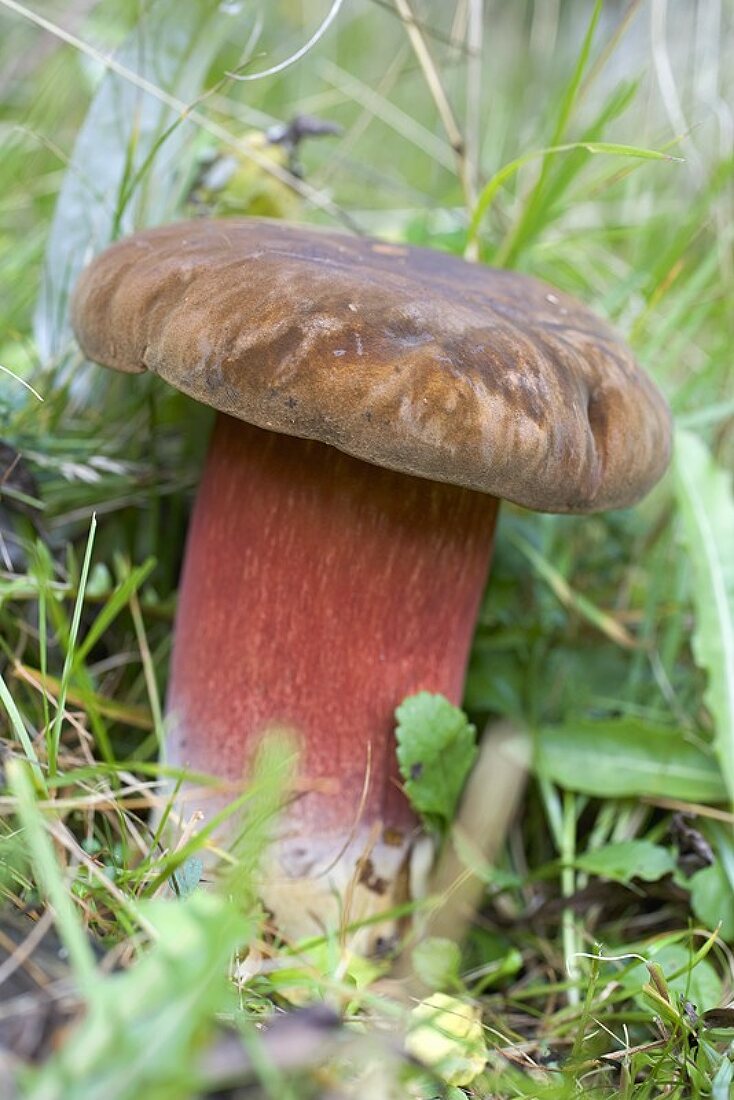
<box><xmin>71</xmin><ymin>218</ymin><xmax>671</xmax><ymax>513</ymax></box>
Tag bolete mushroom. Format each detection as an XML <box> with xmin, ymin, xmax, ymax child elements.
<box><xmin>71</xmin><ymin>219</ymin><xmax>671</xmax><ymax>948</ymax></box>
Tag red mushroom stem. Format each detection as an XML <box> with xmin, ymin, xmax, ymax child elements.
<box><xmin>167</xmin><ymin>412</ymin><xmax>498</xmax><ymax>942</ymax></box>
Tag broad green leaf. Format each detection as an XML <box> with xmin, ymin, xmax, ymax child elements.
<box><xmin>689</xmin><ymin>863</ymin><xmax>734</xmax><ymax>941</ymax></box>
<box><xmin>573</xmin><ymin>840</ymin><xmax>675</xmax><ymax>883</ymax></box>
<box><xmin>412</xmin><ymin>938</ymin><xmax>462</xmax><ymax>992</ymax></box>
<box><xmin>34</xmin><ymin>0</ymin><xmax>243</xmax><ymax>359</ymax></box>
<box><xmin>396</xmin><ymin>693</ymin><xmax>478</xmax><ymax>834</ymax></box>
<box><xmin>674</xmin><ymin>430</ymin><xmax>734</xmax><ymax>805</ymax></box>
<box><xmin>171</xmin><ymin>856</ymin><xmax>203</xmax><ymax>898</ymax></box>
<box><xmin>534</xmin><ymin>717</ymin><xmax>725</xmax><ymax>802</ymax></box>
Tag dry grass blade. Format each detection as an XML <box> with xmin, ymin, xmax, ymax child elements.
<box><xmin>319</xmin><ymin>59</ymin><xmax>456</xmax><ymax>171</ymax></box>
<box><xmin>0</xmin><ymin>0</ymin><xmax>349</xmax><ymax>226</ymax></box>
<box><xmin>464</xmin><ymin>0</ymin><xmax>484</xmax><ymax>208</ymax></box>
<box><xmin>227</xmin><ymin>0</ymin><xmax>345</xmax><ymax>82</ymax></box>
<box><xmin>392</xmin><ymin>0</ymin><xmax>475</xmax><ymax>209</ymax></box>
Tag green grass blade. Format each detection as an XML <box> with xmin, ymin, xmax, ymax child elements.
<box><xmin>489</xmin><ymin>0</ymin><xmax>602</xmax><ymax>264</ymax></box>
<box><xmin>47</xmin><ymin>513</ymin><xmax>96</xmax><ymax>777</ymax></box>
<box><xmin>0</xmin><ymin>669</ymin><xmax>46</xmax><ymax>790</ymax></box>
<box><xmin>33</xmin><ymin>541</ymin><xmax>53</xmax><ymax>736</ymax></box>
<box><xmin>530</xmin><ymin>78</ymin><xmax>639</xmax><ymax>228</ymax></box>
<box><xmin>24</xmin><ymin>891</ymin><xmax>251</xmax><ymax>1100</ymax></box>
<box><xmin>509</xmin><ymin>530</ymin><xmax>636</xmax><ymax>647</ymax></box>
<box><xmin>467</xmin><ymin>141</ymin><xmax>677</xmax><ymax>251</ymax></box>
<box><xmin>679</xmin><ymin>398</ymin><xmax>734</xmax><ymax>430</ymax></box>
<box><xmin>547</xmin><ymin>0</ymin><xmax>603</xmax><ymax>150</ymax></box>
<box><xmin>674</xmin><ymin>430</ymin><xmax>734</xmax><ymax>806</ymax></box>
<box><xmin>71</xmin><ymin>556</ymin><xmax>156</xmax><ymax>670</ymax></box>
<box><xmin>8</xmin><ymin>758</ymin><xmax>99</xmax><ymax>999</ymax></box>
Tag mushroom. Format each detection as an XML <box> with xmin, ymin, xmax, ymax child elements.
<box><xmin>71</xmin><ymin>219</ymin><xmax>672</xmax><ymax>948</ymax></box>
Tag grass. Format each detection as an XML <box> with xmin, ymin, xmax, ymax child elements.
<box><xmin>1</xmin><ymin>0</ymin><xmax>733</xmax><ymax>1096</ymax></box>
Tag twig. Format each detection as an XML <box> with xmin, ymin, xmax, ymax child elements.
<box><xmin>320</xmin><ymin>59</ymin><xmax>456</xmax><ymax>171</ymax></box>
<box><xmin>368</xmin><ymin>0</ymin><xmax>475</xmax><ymax>54</ymax></box>
<box><xmin>392</xmin><ymin>0</ymin><xmax>475</xmax><ymax>211</ymax></box>
<box><xmin>0</xmin><ymin>908</ymin><xmax>54</xmax><ymax>989</ymax></box>
<box><xmin>317</xmin><ymin>46</ymin><xmax>409</xmax><ymax>187</ymax></box>
<box><xmin>464</xmin><ymin>0</ymin><xmax>484</xmax><ymax>255</ymax></box>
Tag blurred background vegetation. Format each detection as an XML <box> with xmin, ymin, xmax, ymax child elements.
<box><xmin>1</xmin><ymin>1</ymin><xmax>733</xmax><ymax>1096</ymax></box>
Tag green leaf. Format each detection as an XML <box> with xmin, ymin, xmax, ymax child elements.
<box><xmin>674</xmin><ymin>429</ymin><xmax>734</xmax><ymax>805</ymax></box>
<box><xmin>34</xmin><ymin>0</ymin><xmax>242</xmax><ymax>359</ymax></box>
<box><xmin>486</xmin><ymin>0</ymin><xmax>603</xmax><ymax>264</ymax></box>
<box><xmin>171</xmin><ymin>856</ymin><xmax>203</xmax><ymax>899</ymax></box>
<box><xmin>0</xmin><ymin>670</ymin><xmax>45</xmax><ymax>789</ymax></box>
<box><xmin>689</xmin><ymin>863</ymin><xmax>734</xmax><ymax>940</ymax></box>
<box><xmin>395</xmin><ymin>693</ymin><xmax>478</xmax><ymax>834</ymax></box>
<box><xmin>712</xmin><ymin>1055</ymin><xmax>734</xmax><ymax>1099</ymax></box>
<box><xmin>573</xmin><ymin>840</ymin><xmax>676</xmax><ymax>883</ymax></box>
<box><xmin>25</xmin><ymin>891</ymin><xmax>251</xmax><ymax>1100</ymax></box>
<box><xmin>412</xmin><ymin>938</ymin><xmax>462</xmax><ymax>992</ymax></box>
<box><xmin>535</xmin><ymin>717</ymin><xmax>726</xmax><ymax>802</ymax></box>
<box><xmin>618</xmin><ymin>942</ymin><xmax>722</xmax><ymax>1015</ymax></box>
<box><xmin>468</xmin><ymin>140</ymin><xmax>677</xmax><ymax>251</ymax></box>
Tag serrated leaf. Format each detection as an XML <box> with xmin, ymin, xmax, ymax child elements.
<box><xmin>573</xmin><ymin>840</ymin><xmax>676</xmax><ymax>883</ymax></box>
<box><xmin>395</xmin><ymin>693</ymin><xmax>477</xmax><ymax>834</ymax></box>
<box><xmin>534</xmin><ymin>717</ymin><xmax>725</xmax><ymax>802</ymax></box>
<box><xmin>35</xmin><ymin>0</ymin><xmax>242</xmax><ymax>360</ymax></box>
<box><xmin>674</xmin><ymin>429</ymin><xmax>734</xmax><ymax>805</ymax></box>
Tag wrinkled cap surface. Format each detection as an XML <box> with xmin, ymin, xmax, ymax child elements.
<box><xmin>71</xmin><ymin>218</ymin><xmax>672</xmax><ymax>512</ymax></box>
